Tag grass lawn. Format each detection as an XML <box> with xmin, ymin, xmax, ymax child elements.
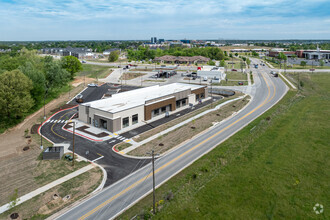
<box><xmin>119</xmin><ymin>72</ymin><xmax>329</xmax><ymax>219</ymax></box>
<box><xmin>78</xmin><ymin>64</ymin><xmax>113</xmax><ymax>79</ymax></box>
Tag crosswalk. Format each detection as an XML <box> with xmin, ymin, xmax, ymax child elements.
<box><xmin>45</xmin><ymin>119</ymin><xmax>68</xmax><ymax>124</ymax></box>
<box><xmin>108</xmin><ymin>135</ymin><xmax>130</xmax><ymax>144</ymax></box>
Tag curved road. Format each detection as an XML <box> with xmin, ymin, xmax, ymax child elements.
<box><xmin>54</xmin><ymin>60</ymin><xmax>288</xmax><ymax>219</ymax></box>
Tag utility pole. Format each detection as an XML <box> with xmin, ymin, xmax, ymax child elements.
<box><xmin>68</xmin><ymin>121</ymin><xmax>76</xmax><ymax>167</ymax></box>
<box><xmin>147</xmin><ymin>150</ymin><xmax>157</xmax><ymax>214</ymax></box>
<box><xmin>72</xmin><ymin>122</ymin><xmax>75</xmax><ymax>167</ymax></box>
<box><xmin>298</xmin><ymin>72</ymin><xmax>300</xmax><ymax>90</ymax></box>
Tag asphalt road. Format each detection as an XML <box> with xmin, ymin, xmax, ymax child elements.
<box><xmin>55</xmin><ymin>59</ymin><xmax>288</xmax><ymax>220</ymax></box>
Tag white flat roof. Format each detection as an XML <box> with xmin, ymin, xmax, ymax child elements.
<box><xmin>82</xmin><ymin>83</ymin><xmax>204</xmax><ymax>113</ymax></box>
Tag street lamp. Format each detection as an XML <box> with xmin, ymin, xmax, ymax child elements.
<box><xmin>67</xmin><ymin>121</ymin><xmax>76</xmax><ymax>167</ymax></box>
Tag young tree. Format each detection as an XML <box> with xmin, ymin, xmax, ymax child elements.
<box><xmin>278</xmin><ymin>52</ymin><xmax>287</xmax><ymax>61</ymax></box>
<box><xmin>108</xmin><ymin>50</ymin><xmax>120</xmax><ymax>62</ymax></box>
<box><xmin>246</xmin><ymin>58</ymin><xmax>251</xmax><ymax>66</ymax></box>
<box><xmin>207</xmin><ymin>60</ymin><xmax>216</xmax><ymax>66</ymax></box>
<box><xmin>300</xmin><ymin>61</ymin><xmax>307</xmax><ymax>67</ymax></box>
<box><xmin>235</xmin><ymin>53</ymin><xmax>238</xmax><ymax>57</ymax></box>
<box><xmin>0</xmin><ymin>70</ymin><xmax>34</xmax><ymax>118</ymax></box>
<box><xmin>8</xmin><ymin>189</ymin><xmax>20</xmax><ymax>209</ymax></box>
<box><xmin>61</xmin><ymin>56</ymin><xmax>82</xmax><ymax>79</ymax></box>
<box><xmin>319</xmin><ymin>60</ymin><xmax>324</xmax><ymax>66</ymax></box>
<box><xmin>220</xmin><ymin>59</ymin><xmax>226</xmax><ymax>67</ymax></box>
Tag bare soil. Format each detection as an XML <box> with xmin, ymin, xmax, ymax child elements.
<box><xmin>134</xmin><ymin>93</ymin><xmax>243</xmax><ymax>143</ymax></box>
<box><xmin>0</xmin><ymin>167</ymin><xmax>102</xmax><ymax>220</ymax></box>
<box><xmin>128</xmin><ymin>96</ymin><xmax>250</xmax><ymax>156</ymax></box>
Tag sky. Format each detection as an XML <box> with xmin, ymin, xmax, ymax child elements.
<box><xmin>0</xmin><ymin>0</ymin><xmax>330</xmax><ymax>41</ymax></box>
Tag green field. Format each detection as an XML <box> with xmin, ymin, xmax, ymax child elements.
<box><xmin>78</xmin><ymin>64</ymin><xmax>113</xmax><ymax>79</ymax></box>
<box><xmin>119</xmin><ymin>72</ymin><xmax>329</xmax><ymax>219</ymax></box>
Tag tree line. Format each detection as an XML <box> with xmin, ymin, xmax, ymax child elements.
<box><xmin>0</xmin><ymin>49</ymin><xmax>82</xmax><ymax>132</ymax></box>
<box><xmin>126</xmin><ymin>46</ymin><xmax>226</xmax><ymax>61</ymax></box>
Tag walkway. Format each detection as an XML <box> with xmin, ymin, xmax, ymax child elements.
<box><xmin>0</xmin><ymin>164</ymin><xmax>95</xmax><ymax>214</ymax></box>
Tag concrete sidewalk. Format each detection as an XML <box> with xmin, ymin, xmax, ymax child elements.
<box><xmin>121</xmin><ymin>95</ymin><xmax>247</xmax><ymax>154</ymax></box>
<box><xmin>0</xmin><ymin>164</ymin><xmax>95</xmax><ymax>214</ymax></box>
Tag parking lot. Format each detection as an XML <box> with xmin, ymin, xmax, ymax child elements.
<box><xmin>287</xmin><ymin>57</ymin><xmax>330</xmax><ymax>66</ymax></box>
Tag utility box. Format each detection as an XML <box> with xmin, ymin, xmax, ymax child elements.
<box><xmin>43</xmin><ymin>146</ymin><xmax>64</xmax><ymax>160</ymax></box>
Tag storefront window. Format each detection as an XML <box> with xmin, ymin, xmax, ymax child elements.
<box><xmin>132</xmin><ymin>114</ymin><xmax>138</xmax><ymax>124</ymax></box>
<box><xmin>123</xmin><ymin>117</ymin><xmax>129</xmax><ymax>128</ymax></box>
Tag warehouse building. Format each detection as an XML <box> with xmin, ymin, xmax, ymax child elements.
<box><xmin>78</xmin><ymin>83</ymin><xmax>208</xmax><ymax>133</ymax></box>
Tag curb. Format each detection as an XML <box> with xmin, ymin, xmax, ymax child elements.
<box><xmin>111</xmin><ymin>95</ymin><xmax>251</xmax><ymax>159</ymax></box>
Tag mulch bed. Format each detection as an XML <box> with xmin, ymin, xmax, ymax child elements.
<box><xmin>31</xmin><ymin>124</ymin><xmax>41</xmax><ymax>134</ymax></box>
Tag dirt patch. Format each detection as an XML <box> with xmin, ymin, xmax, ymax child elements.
<box><xmin>120</xmin><ymin>72</ymin><xmax>146</xmax><ymax>80</ymax></box>
<box><xmin>30</xmin><ymin>124</ymin><xmax>41</xmax><ymax>134</ymax></box>
<box><xmin>134</xmin><ymin>93</ymin><xmax>243</xmax><ymax>143</ymax></box>
<box><xmin>0</xmin><ymin>167</ymin><xmax>102</xmax><ymax>220</ymax></box>
<box><xmin>115</xmin><ymin>142</ymin><xmax>132</xmax><ymax>151</ymax></box>
<box><xmin>128</xmin><ymin>96</ymin><xmax>250</xmax><ymax>156</ymax></box>
<box><xmin>50</xmin><ymin>103</ymin><xmax>77</xmax><ymax>113</ymax></box>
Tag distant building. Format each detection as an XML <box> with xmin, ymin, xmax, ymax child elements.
<box><xmin>151</xmin><ymin>37</ymin><xmax>157</xmax><ymax>44</ymax></box>
<box><xmin>158</xmin><ymin>39</ymin><xmax>165</xmax><ymax>43</ymax></box>
<box><xmin>154</xmin><ymin>55</ymin><xmax>210</xmax><ymax>64</ymax></box>
<box><xmin>40</xmin><ymin>47</ymin><xmax>94</xmax><ymax>59</ymax></box>
<box><xmin>103</xmin><ymin>48</ymin><xmax>121</xmax><ymax>55</ymax></box>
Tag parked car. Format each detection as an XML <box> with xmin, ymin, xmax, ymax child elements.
<box><xmin>232</xmin><ymin>69</ymin><xmax>237</xmax><ymax>71</ymax></box>
<box><xmin>75</xmin><ymin>94</ymin><xmax>84</xmax><ymax>103</ymax></box>
<box><xmin>88</xmin><ymin>83</ymin><xmax>98</xmax><ymax>87</ymax></box>
<box><xmin>81</xmin><ymin>60</ymin><xmax>86</xmax><ymax>63</ymax></box>
<box><xmin>238</xmin><ymin>81</ymin><xmax>244</xmax><ymax>85</ymax></box>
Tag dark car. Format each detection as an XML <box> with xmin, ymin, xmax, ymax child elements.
<box><xmin>232</xmin><ymin>69</ymin><xmax>237</xmax><ymax>71</ymax></box>
<box><xmin>238</xmin><ymin>81</ymin><xmax>244</xmax><ymax>85</ymax></box>
<box><xmin>75</xmin><ymin>94</ymin><xmax>84</xmax><ymax>103</ymax></box>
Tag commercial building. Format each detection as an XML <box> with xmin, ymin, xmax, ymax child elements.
<box><xmin>40</xmin><ymin>46</ymin><xmax>94</xmax><ymax>59</ymax></box>
<box><xmin>78</xmin><ymin>83</ymin><xmax>208</xmax><ymax>133</ymax></box>
<box><xmin>154</xmin><ymin>55</ymin><xmax>210</xmax><ymax>64</ymax></box>
<box><xmin>197</xmin><ymin>66</ymin><xmax>226</xmax><ymax>81</ymax></box>
<box><xmin>103</xmin><ymin>48</ymin><xmax>121</xmax><ymax>55</ymax></box>
<box><xmin>268</xmin><ymin>47</ymin><xmax>330</xmax><ymax>60</ymax></box>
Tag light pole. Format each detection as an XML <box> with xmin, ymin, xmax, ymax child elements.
<box><xmin>68</xmin><ymin>121</ymin><xmax>76</xmax><ymax>167</ymax></box>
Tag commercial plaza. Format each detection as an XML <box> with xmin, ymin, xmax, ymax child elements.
<box><xmin>78</xmin><ymin>83</ymin><xmax>208</xmax><ymax>133</ymax></box>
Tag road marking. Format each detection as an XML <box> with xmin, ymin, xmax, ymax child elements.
<box><xmin>50</xmin><ymin>120</ymin><xmax>54</xmax><ymax>123</ymax></box>
<box><xmin>79</xmin><ymin>71</ymin><xmax>277</xmax><ymax>220</ymax></box>
<box><xmin>50</xmin><ymin>110</ymin><xmax>76</xmax><ymax>140</ymax></box>
<box><xmin>78</xmin><ymin>72</ymin><xmax>276</xmax><ymax>219</ymax></box>
<box><xmin>92</xmin><ymin>153</ymin><xmax>104</xmax><ymax>162</ymax></box>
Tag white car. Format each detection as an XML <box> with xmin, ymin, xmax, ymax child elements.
<box><xmin>88</xmin><ymin>83</ymin><xmax>98</xmax><ymax>87</ymax></box>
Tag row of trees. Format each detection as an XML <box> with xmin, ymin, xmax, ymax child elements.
<box><xmin>0</xmin><ymin>49</ymin><xmax>81</xmax><ymax>130</ymax></box>
<box><xmin>126</xmin><ymin>46</ymin><xmax>226</xmax><ymax>61</ymax></box>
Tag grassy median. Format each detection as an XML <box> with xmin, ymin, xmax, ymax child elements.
<box><xmin>118</xmin><ymin>72</ymin><xmax>329</xmax><ymax>219</ymax></box>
